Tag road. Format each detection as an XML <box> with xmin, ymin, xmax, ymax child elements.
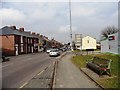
<box><xmin>2</xmin><ymin>52</ymin><xmax>56</xmax><ymax>88</ymax></box>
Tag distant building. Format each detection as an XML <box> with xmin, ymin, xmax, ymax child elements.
<box><xmin>101</xmin><ymin>31</ymin><xmax>120</xmax><ymax>54</ymax></box>
<box><xmin>96</xmin><ymin>42</ymin><xmax>101</xmax><ymax>49</ymax></box>
<box><xmin>0</xmin><ymin>26</ymin><xmax>39</xmax><ymax>56</ymax></box>
<box><xmin>38</xmin><ymin>36</ymin><xmax>63</xmax><ymax>51</ymax></box>
<box><xmin>74</xmin><ymin>34</ymin><xmax>82</xmax><ymax>50</ymax></box>
<box><xmin>74</xmin><ymin>35</ymin><xmax>97</xmax><ymax>50</ymax></box>
<box><xmin>37</xmin><ymin>35</ymin><xmax>51</xmax><ymax>52</ymax></box>
<box><xmin>42</xmin><ymin>36</ymin><xmax>51</xmax><ymax>51</ymax></box>
<box><xmin>82</xmin><ymin>36</ymin><xmax>97</xmax><ymax>50</ymax></box>
<box><xmin>50</xmin><ymin>38</ymin><xmax>63</xmax><ymax>49</ymax></box>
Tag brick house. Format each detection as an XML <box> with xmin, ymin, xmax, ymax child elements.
<box><xmin>42</xmin><ymin>36</ymin><xmax>51</xmax><ymax>51</ymax></box>
<box><xmin>37</xmin><ymin>35</ymin><xmax>51</xmax><ymax>52</ymax></box>
<box><xmin>50</xmin><ymin>39</ymin><xmax>63</xmax><ymax>49</ymax></box>
<box><xmin>0</xmin><ymin>26</ymin><xmax>39</xmax><ymax>56</ymax></box>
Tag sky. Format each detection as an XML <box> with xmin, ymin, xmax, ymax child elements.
<box><xmin>0</xmin><ymin>0</ymin><xmax>119</xmax><ymax>43</ymax></box>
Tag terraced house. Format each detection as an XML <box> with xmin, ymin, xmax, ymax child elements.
<box><xmin>0</xmin><ymin>26</ymin><xmax>39</xmax><ymax>56</ymax></box>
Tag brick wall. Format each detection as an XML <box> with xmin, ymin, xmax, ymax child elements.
<box><xmin>1</xmin><ymin>35</ymin><xmax>15</xmax><ymax>55</ymax></box>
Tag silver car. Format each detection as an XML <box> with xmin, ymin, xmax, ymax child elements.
<box><xmin>49</xmin><ymin>49</ymin><xmax>60</xmax><ymax>57</ymax></box>
<box><xmin>46</xmin><ymin>48</ymin><xmax>53</xmax><ymax>53</ymax></box>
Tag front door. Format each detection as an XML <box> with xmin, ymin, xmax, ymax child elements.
<box><xmin>32</xmin><ymin>46</ymin><xmax>33</xmax><ymax>53</ymax></box>
<box><xmin>15</xmin><ymin>46</ymin><xmax>18</xmax><ymax>55</ymax></box>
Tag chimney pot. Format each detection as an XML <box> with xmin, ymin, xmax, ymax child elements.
<box><xmin>10</xmin><ymin>26</ymin><xmax>16</xmax><ymax>30</ymax></box>
<box><xmin>19</xmin><ymin>28</ymin><xmax>24</xmax><ymax>32</ymax></box>
<box><xmin>40</xmin><ymin>35</ymin><xmax>43</xmax><ymax>37</ymax></box>
<box><xmin>37</xmin><ymin>33</ymin><xmax>40</xmax><ymax>36</ymax></box>
<box><xmin>32</xmin><ymin>32</ymin><xmax>36</xmax><ymax>35</ymax></box>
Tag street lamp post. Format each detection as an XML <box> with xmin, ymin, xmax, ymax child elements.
<box><xmin>80</xmin><ymin>34</ymin><xmax>82</xmax><ymax>55</ymax></box>
<box><xmin>69</xmin><ymin>0</ymin><xmax>73</xmax><ymax>51</ymax></box>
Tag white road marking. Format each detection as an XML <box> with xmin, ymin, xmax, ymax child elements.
<box><xmin>19</xmin><ymin>82</ymin><xmax>28</xmax><ymax>88</ymax></box>
<box><xmin>37</xmin><ymin>70</ymin><xmax>44</xmax><ymax>75</ymax></box>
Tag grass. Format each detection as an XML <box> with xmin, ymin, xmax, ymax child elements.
<box><xmin>97</xmin><ymin>77</ymin><xmax>118</xmax><ymax>88</ymax></box>
<box><xmin>72</xmin><ymin>55</ymin><xmax>93</xmax><ymax>68</ymax></box>
<box><xmin>72</xmin><ymin>49</ymin><xmax>100</xmax><ymax>53</ymax></box>
<box><xmin>71</xmin><ymin>53</ymin><xmax>119</xmax><ymax>88</ymax></box>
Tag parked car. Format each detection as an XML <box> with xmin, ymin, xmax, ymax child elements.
<box><xmin>46</xmin><ymin>48</ymin><xmax>53</xmax><ymax>53</ymax></box>
<box><xmin>59</xmin><ymin>47</ymin><xmax>67</xmax><ymax>52</ymax></box>
<box><xmin>49</xmin><ymin>49</ymin><xmax>60</xmax><ymax>57</ymax></box>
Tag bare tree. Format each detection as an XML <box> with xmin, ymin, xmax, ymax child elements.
<box><xmin>101</xmin><ymin>26</ymin><xmax>119</xmax><ymax>39</ymax></box>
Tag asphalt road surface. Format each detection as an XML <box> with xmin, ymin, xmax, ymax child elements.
<box><xmin>2</xmin><ymin>52</ymin><xmax>56</xmax><ymax>88</ymax></box>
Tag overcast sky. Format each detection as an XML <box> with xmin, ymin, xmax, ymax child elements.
<box><xmin>0</xmin><ymin>0</ymin><xmax>119</xmax><ymax>43</ymax></box>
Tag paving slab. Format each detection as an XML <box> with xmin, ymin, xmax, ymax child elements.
<box><xmin>81</xmin><ymin>68</ymin><xmax>100</xmax><ymax>80</ymax></box>
<box><xmin>81</xmin><ymin>68</ymin><xmax>115</xmax><ymax>80</ymax></box>
<box><xmin>55</xmin><ymin>53</ymin><xmax>101</xmax><ymax>89</ymax></box>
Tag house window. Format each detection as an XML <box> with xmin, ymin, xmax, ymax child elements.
<box><xmin>28</xmin><ymin>46</ymin><xmax>30</xmax><ymax>52</ymax></box>
<box><xmin>31</xmin><ymin>39</ymin><xmax>32</xmax><ymax>43</ymax></box>
<box><xmin>109</xmin><ymin>45</ymin><xmax>111</xmax><ymax>49</ymax></box>
<box><xmin>21</xmin><ymin>44</ymin><xmax>23</xmax><ymax>52</ymax></box>
<box><xmin>87</xmin><ymin>40</ymin><xmax>89</xmax><ymax>43</ymax></box>
<box><xmin>21</xmin><ymin>36</ymin><xmax>23</xmax><ymax>43</ymax></box>
<box><xmin>77</xmin><ymin>46</ymin><xmax>80</xmax><ymax>48</ymax></box>
<box><xmin>28</xmin><ymin>38</ymin><xmax>29</xmax><ymax>43</ymax></box>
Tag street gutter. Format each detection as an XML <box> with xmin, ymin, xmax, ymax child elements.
<box><xmin>52</xmin><ymin>52</ymin><xmax>67</xmax><ymax>90</ymax></box>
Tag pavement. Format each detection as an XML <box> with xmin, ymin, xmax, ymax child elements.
<box><xmin>55</xmin><ymin>52</ymin><xmax>101</xmax><ymax>89</ymax></box>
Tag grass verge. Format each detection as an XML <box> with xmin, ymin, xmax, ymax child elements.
<box><xmin>71</xmin><ymin>53</ymin><xmax>119</xmax><ymax>88</ymax></box>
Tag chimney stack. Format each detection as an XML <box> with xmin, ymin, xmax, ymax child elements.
<box><xmin>46</xmin><ymin>37</ymin><xmax>48</xmax><ymax>39</ymax></box>
<box><xmin>32</xmin><ymin>32</ymin><xmax>36</xmax><ymax>35</ymax></box>
<box><xmin>37</xmin><ymin>33</ymin><xmax>40</xmax><ymax>36</ymax></box>
<box><xmin>40</xmin><ymin>35</ymin><xmax>43</xmax><ymax>37</ymax></box>
<box><xmin>10</xmin><ymin>26</ymin><xmax>16</xmax><ymax>30</ymax></box>
<box><xmin>19</xmin><ymin>28</ymin><xmax>24</xmax><ymax>32</ymax></box>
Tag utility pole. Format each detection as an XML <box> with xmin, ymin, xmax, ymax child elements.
<box><xmin>80</xmin><ymin>34</ymin><xmax>82</xmax><ymax>55</ymax></box>
<box><xmin>69</xmin><ymin>0</ymin><xmax>73</xmax><ymax>51</ymax></box>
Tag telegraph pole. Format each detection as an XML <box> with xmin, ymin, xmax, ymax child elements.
<box><xmin>69</xmin><ymin>0</ymin><xmax>73</xmax><ymax>51</ymax></box>
<box><xmin>80</xmin><ymin>34</ymin><xmax>82</xmax><ymax>55</ymax></box>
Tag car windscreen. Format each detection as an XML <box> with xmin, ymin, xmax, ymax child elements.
<box><xmin>50</xmin><ymin>50</ymin><xmax>58</xmax><ymax>52</ymax></box>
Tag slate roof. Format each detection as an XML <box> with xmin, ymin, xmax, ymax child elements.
<box><xmin>0</xmin><ymin>26</ymin><xmax>38</xmax><ymax>38</ymax></box>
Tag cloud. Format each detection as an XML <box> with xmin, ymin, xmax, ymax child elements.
<box><xmin>112</xmin><ymin>10</ymin><xmax>118</xmax><ymax>19</ymax></box>
<box><xmin>1</xmin><ymin>8</ymin><xmax>26</xmax><ymax>22</ymax></box>
<box><xmin>0</xmin><ymin>2</ymin><xmax>118</xmax><ymax>43</ymax></box>
<box><xmin>2</xmin><ymin>0</ymin><xmax>119</xmax><ymax>2</ymax></box>
<box><xmin>59</xmin><ymin>25</ymin><xmax>77</xmax><ymax>33</ymax></box>
<box><xmin>29</xmin><ymin>8</ymin><xmax>55</xmax><ymax>20</ymax></box>
<box><xmin>71</xmin><ymin>5</ymin><xmax>95</xmax><ymax>17</ymax></box>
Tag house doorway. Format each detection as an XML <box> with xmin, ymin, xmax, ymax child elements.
<box><xmin>15</xmin><ymin>46</ymin><xmax>18</xmax><ymax>55</ymax></box>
